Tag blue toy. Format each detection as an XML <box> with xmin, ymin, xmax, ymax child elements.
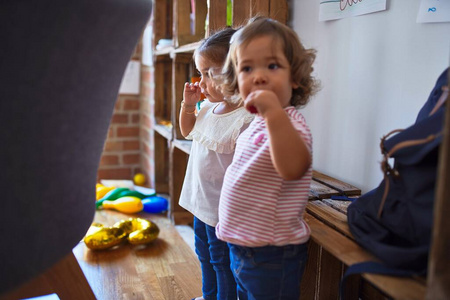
<box><xmin>141</xmin><ymin>196</ymin><xmax>169</xmax><ymax>213</ymax></box>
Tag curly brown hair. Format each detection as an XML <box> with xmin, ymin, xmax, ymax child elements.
<box><xmin>221</xmin><ymin>17</ymin><xmax>319</xmax><ymax>107</ymax></box>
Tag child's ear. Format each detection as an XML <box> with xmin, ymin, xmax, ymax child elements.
<box><xmin>290</xmin><ymin>76</ymin><xmax>300</xmax><ymax>89</ymax></box>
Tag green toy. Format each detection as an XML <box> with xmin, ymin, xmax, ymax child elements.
<box><xmin>96</xmin><ymin>187</ymin><xmax>157</xmax><ymax>209</ymax></box>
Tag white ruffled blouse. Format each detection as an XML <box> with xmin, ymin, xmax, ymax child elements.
<box><xmin>179</xmin><ymin>100</ymin><xmax>254</xmax><ymax>226</ymax></box>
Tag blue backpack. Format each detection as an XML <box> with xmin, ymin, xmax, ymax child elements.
<box><xmin>345</xmin><ymin>68</ymin><xmax>448</xmax><ymax>280</ymax></box>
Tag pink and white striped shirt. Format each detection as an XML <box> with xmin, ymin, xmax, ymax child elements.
<box><xmin>216</xmin><ymin>106</ymin><xmax>312</xmax><ymax>247</ymax></box>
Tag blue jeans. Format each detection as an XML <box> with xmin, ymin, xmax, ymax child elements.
<box><xmin>194</xmin><ymin>217</ymin><xmax>237</xmax><ymax>300</ymax></box>
<box><xmin>228</xmin><ymin>243</ymin><xmax>308</xmax><ymax>300</ymax></box>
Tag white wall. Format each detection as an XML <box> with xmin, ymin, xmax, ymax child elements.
<box><xmin>291</xmin><ymin>1</ymin><xmax>450</xmax><ymax>193</ymax></box>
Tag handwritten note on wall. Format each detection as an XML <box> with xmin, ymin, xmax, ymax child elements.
<box><xmin>319</xmin><ymin>0</ymin><xmax>387</xmax><ymax>21</ymax></box>
<box><xmin>417</xmin><ymin>0</ymin><xmax>450</xmax><ymax>23</ymax></box>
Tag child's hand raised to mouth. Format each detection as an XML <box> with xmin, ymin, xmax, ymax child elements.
<box><xmin>244</xmin><ymin>90</ymin><xmax>283</xmax><ymax>116</ymax></box>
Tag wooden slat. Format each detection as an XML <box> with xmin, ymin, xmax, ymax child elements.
<box><xmin>154</xmin><ymin>56</ymin><xmax>172</xmax><ymax>123</ymax></box>
<box><xmin>152</xmin><ymin>0</ymin><xmax>173</xmax><ymax>47</ymax></box>
<box><xmin>172</xmin><ymin>211</ymin><xmax>194</xmax><ymax>225</ymax></box>
<box><xmin>232</xmin><ymin>0</ymin><xmax>288</xmax><ymax>28</ymax></box>
<box><xmin>305</xmin><ymin>213</ymin><xmax>427</xmax><ymax>300</ymax></box>
<box><xmin>269</xmin><ymin>0</ymin><xmax>288</xmax><ymax>24</ymax></box>
<box><xmin>208</xmin><ymin>0</ymin><xmax>227</xmax><ymax>35</ymax></box>
<box><xmin>300</xmin><ymin>241</ymin><xmax>320</xmax><ymax>299</ymax></box>
<box><xmin>174</xmin><ymin>0</ymin><xmax>206</xmax><ymax>46</ymax></box>
<box><xmin>194</xmin><ymin>0</ymin><xmax>207</xmax><ymax>37</ymax></box>
<box><xmin>302</xmin><ymin>242</ymin><xmax>374</xmax><ymax>300</ymax></box>
<box><xmin>307</xmin><ymin>200</ymin><xmax>351</xmax><ymax>237</ymax></box>
<box><xmin>172</xmin><ymin>53</ymin><xmax>193</xmax><ymax>140</ymax></box>
<box><xmin>169</xmin><ymin>144</ymin><xmax>189</xmax><ymax>217</ymax></box>
<box><xmin>304</xmin><ymin>213</ymin><xmax>373</xmax><ymax>269</ymax></box>
<box><xmin>154</xmin><ymin>130</ymin><xmax>170</xmax><ymax>194</ymax></box>
<box><xmin>173</xmin><ymin>0</ymin><xmax>198</xmax><ymax>46</ymax></box>
<box><xmin>232</xmin><ymin>0</ymin><xmax>250</xmax><ymax>27</ymax></box>
<box><xmin>309</xmin><ymin>179</ymin><xmax>341</xmax><ymax>200</ymax></box>
<box><xmin>250</xmin><ymin>0</ymin><xmax>269</xmax><ymax>18</ymax></box>
<box><xmin>343</xmin><ymin>265</ymin><xmax>363</xmax><ymax>300</ymax></box>
<box><xmin>313</xmin><ymin>170</ymin><xmax>361</xmax><ymax>196</ymax></box>
<box><xmin>318</xmin><ymin>249</ymin><xmax>343</xmax><ymax>300</ymax></box>
<box><xmin>360</xmin><ymin>280</ymin><xmax>390</xmax><ymax>300</ymax></box>
<box><xmin>322</xmin><ymin>198</ymin><xmax>351</xmax><ymax>214</ymax></box>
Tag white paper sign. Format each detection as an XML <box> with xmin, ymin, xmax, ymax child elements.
<box><xmin>417</xmin><ymin>0</ymin><xmax>450</xmax><ymax>23</ymax></box>
<box><xmin>119</xmin><ymin>60</ymin><xmax>141</xmax><ymax>95</ymax></box>
<box><xmin>319</xmin><ymin>0</ymin><xmax>387</xmax><ymax>21</ymax></box>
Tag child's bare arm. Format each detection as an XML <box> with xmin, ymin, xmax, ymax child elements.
<box><xmin>265</xmin><ymin>110</ymin><xmax>311</xmax><ymax>180</ymax></box>
<box><xmin>179</xmin><ymin>82</ymin><xmax>201</xmax><ymax>137</ymax></box>
<box><xmin>245</xmin><ymin>90</ymin><xmax>311</xmax><ymax>180</ymax></box>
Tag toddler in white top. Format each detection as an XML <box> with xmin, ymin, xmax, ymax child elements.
<box><xmin>178</xmin><ymin>27</ymin><xmax>253</xmax><ymax>300</ymax></box>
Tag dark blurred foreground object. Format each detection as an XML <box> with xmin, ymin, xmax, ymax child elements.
<box><xmin>0</xmin><ymin>0</ymin><xmax>151</xmax><ymax>297</ymax></box>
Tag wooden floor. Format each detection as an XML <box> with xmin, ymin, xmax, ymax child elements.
<box><xmin>73</xmin><ymin>210</ymin><xmax>202</xmax><ymax>300</ymax></box>
<box><xmin>174</xmin><ymin>225</ymin><xmax>196</xmax><ymax>253</ymax></box>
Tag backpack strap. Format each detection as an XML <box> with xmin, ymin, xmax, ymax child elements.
<box><xmin>428</xmin><ymin>85</ymin><xmax>448</xmax><ymax>116</ymax></box>
<box><xmin>376</xmin><ymin>117</ymin><xmax>443</xmax><ymax>218</ymax></box>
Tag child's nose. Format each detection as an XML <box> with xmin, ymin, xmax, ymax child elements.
<box><xmin>252</xmin><ymin>70</ymin><xmax>267</xmax><ymax>85</ymax></box>
<box><xmin>199</xmin><ymin>77</ymin><xmax>207</xmax><ymax>89</ymax></box>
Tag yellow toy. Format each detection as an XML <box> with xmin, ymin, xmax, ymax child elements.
<box><xmin>114</xmin><ymin>218</ymin><xmax>160</xmax><ymax>245</ymax></box>
<box><xmin>96</xmin><ymin>184</ymin><xmax>116</xmax><ymax>200</ymax></box>
<box><xmin>84</xmin><ymin>218</ymin><xmax>159</xmax><ymax>250</ymax></box>
<box><xmin>83</xmin><ymin>223</ymin><xmax>127</xmax><ymax>250</ymax></box>
<box><xmin>133</xmin><ymin>173</ymin><xmax>146</xmax><ymax>186</ymax></box>
<box><xmin>102</xmin><ymin>196</ymin><xmax>143</xmax><ymax>214</ymax></box>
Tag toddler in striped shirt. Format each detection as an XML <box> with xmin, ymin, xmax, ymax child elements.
<box><xmin>216</xmin><ymin>17</ymin><xmax>319</xmax><ymax>299</ymax></box>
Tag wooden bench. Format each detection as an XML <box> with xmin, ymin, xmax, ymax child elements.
<box><xmin>73</xmin><ymin>210</ymin><xmax>202</xmax><ymax>299</ymax></box>
<box><xmin>302</xmin><ymin>171</ymin><xmax>427</xmax><ymax>300</ymax></box>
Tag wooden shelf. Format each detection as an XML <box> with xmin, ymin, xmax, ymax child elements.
<box><xmin>154</xmin><ymin>41</ymin><xmax>199</xmax><ymax>58</ymax></box>
<box><xmin>173</xmin><ymin>41</ymin><xmax>202</xmax><ymax>54</ymax></box>
<box><xmin>172</xmin><ymin>139</ymin><xmax>192</xmax><ymax>154</ymax></box>
<box><xmin>154</xmin><ymin>123</ymin><xmax>172</xmax><ymax>141</ymax></box>
<box><xmin>154</xmin><ymin>46</ymin><xmax>174</xmax><ymax>56</ymax></box>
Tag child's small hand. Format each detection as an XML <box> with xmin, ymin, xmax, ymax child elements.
<box><xmin>244</xmin><ymin>90</ymin><xmax>283</xmax><ymax>117</ymax></box>
<box><xmin>183</xmin><ymin>82</ymin><xmax>201</xmax><ymax>106</ymax></box>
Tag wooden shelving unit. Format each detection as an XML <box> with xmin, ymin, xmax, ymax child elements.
<box><xmin>148</xmin><ymin>2</ymin><xmax>450</xmax><ymax>298</ymax></box>
<box><xmin>150</xmin><ymin>0</ymin><xmax>288</xmax><ymax>224</ymax></box>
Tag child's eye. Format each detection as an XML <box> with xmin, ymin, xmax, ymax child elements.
<box><xmin>240</xmin><ymin>66</ymin><xmax>251</xmax><ymax>73</ymax></box>
<box><xmin>268</xmin><ymin>63</ymin><xmax>279</xmax><ymax>70</ymax></box>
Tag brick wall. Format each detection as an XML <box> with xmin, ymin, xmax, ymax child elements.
<box><xmin>97</xmin><ymin>94</ymin><xmax>142</xmax><ymax>180</ymax></box>
<box><xmin>97</xmin><ymin>38</ymin><xmax>155</xmax><ymax>188</ymax></box>
<box><xmin>140</xmin><ymin>64</ymin><xmax>155</xmax><ymax>188</ymax></box>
